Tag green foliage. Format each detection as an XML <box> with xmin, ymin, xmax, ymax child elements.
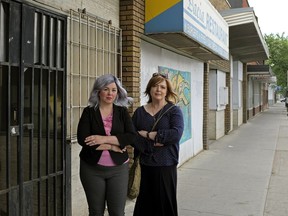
<box><xmin>264</xmin><ymin>33</ymin><xmax>288</xmax><ymax>94</ymax></box>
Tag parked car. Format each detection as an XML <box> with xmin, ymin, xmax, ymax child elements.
<box><xmin>280</xmin><ymin>98</ymin><xmax>286</xmax><ymax>102</ymax></box>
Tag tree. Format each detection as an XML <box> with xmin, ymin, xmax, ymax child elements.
<box><xmin>264</xmin><ymin>33</ymin><xmax>288</xmax><ymax>95</ymax></box>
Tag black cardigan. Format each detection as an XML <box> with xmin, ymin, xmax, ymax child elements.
<box><xmin>77</xmin><ymin>104</ymin><xmax>136</xmax><ymax>165</ymax></box>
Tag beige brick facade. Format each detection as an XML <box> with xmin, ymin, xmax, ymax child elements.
<box><xmin>203</xmin><ymin>63</ymin><xmax>210</xmax><ymax>150</ymax></box>
<box><xmin>225</xmin><ymin>68</ymin><xmax>232</xmax><ymax>134</ymax></box>
<box><xmin>243</xmin><ymin>63</ymin><xmax>248</xmax><ymax>123</ymax></box>
<box><xmin>210</xmin><ymin>60</ymin><xmax>230</xmax><ymax>72</ymax></box>
<box><xmin>120</xmin><ymin>0</ymin><xmax>145</xmax><ymax>158</ymax></box>
<box><xmin>120</xmin><ymin>0</ymin><xmax>145</xmax><ymax>114</ymax></box>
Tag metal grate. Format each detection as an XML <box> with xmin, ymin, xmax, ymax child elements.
<box><xmin>67</xmin><ymin>9</ymin><xmax>122</xmax><ymax>142</ymax></box>
<box><xmin>0</xmin><ymin>1</ymin><xmax>67</xmax><ymax>215</ymax></box>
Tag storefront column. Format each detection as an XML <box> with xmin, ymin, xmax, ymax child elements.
<box><xmin>120</xmin><ymin>0</ymin><xmax>145</xmax><ymax>158</ymax></box>
<box><xmin>242</xmin><ymin>63</ymin><xmax>248</xmax><ymax>123</ymax></box>
<box><xmin>120</xmin><ymin>0</ymin><xmax>145</xmax><ymax>113</ymax></box>
<box><xmin>225</xmin><ymin>70</ymin><xmax>232</xmax><ymax>134</ymax></box>
<box><xmin>203</xmin><ymin>62</ymin><xmax>209</xmax><ymax>150</ymax></box>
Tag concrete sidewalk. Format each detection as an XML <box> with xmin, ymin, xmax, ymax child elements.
<box><xmin>124</xmin><ymin>102</ymin><xmax>288</xmax><ymax>216</ymax></box>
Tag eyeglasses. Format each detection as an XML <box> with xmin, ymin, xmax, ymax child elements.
<box><xmin>152</xmin><ymin>73</ymin><xmax>168</xmax><ymax>79</ymax></box>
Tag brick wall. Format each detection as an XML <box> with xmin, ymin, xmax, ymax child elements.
<box><xmin>210</xmin><ymin>60</ymin><xmax>230</xmax><ymax>72</ymax></box>
<box><xmin>242</xmin><ymin>63</ymin><xmax>248</xmax><ymax>123</ymax></box>
<box><xmin>120</xmin><ymin>0</ymin><xmax>145</xmax><ymax>158</ymax></box>
<box><xmin>203</xmin><ymin>63</ymin><xmax>209</xmax><ymax>150</ymax></box>
<box><xmin>27</xmin><ymin>0</ymin><xmax>120</xmax><ymax>27</ymax></box>
<box><xmin>225</xmin><ymin>71</ymin><xmax>231</xmax><ymax>134</ymax></box>
<box><xmin>120</xmin><ymin>0</ymin><xmax>145</xmax><ymax>114</ymax></box>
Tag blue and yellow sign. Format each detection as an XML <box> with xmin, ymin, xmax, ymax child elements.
<box><xmin>145</xmin><ymin>0</ymin><xmax>229</xmax><ymax>60</ymax></box>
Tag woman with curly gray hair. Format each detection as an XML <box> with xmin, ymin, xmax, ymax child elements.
<box><xmin>88</xmin><ymin>74</ymin><xmax>133</xmax><ymax>107</ymax></box>
<box><xmin>77</xmin><ymin>74</ymin><xmax>136</xmax><ymax>216</ymax></box>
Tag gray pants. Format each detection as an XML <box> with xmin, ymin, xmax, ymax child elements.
<box><xmin>80</xmin><ymin>159</ymin><xmax>129</xmax><ymax>216</ymax></box>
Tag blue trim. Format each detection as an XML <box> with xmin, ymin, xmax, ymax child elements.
<box><xmin>184</xmin><ymin>8</ymin><xmax>206</xmax><ymax>29</ymax></box>
<box><xmin>183</xmin><ymin>20</ymin><xmax>229</xmax><ymax>60</ymax></box>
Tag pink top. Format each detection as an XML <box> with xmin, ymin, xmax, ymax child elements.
<box><xmin>97</xmin><ymin>113</ymin><xmax>117</xmax><ymax>166</ymax></box>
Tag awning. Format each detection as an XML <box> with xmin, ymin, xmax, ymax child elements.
<box><xmin>247</xmin><ymin>64</ymin><xmax>276</xmax><ymax>83</ymax></box>
<box><xmin>247</xmin><ymin>65</ymin><xmax>273</xmax><ymax>76</ymax></box>
<box><xmin>145</xmin><ymin>33</ymin><xmax>226</xmax><ymax>61</ymax></box>
<box><xmin>220</xmin><ymin>7</ymin><xmax>269</xmax><ymax>63</ymax></box>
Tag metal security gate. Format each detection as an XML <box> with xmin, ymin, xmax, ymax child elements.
<box><xmin>0</xmin><ymin>1</ymin><xmax>68</xmax><ymax>215</ymax></box>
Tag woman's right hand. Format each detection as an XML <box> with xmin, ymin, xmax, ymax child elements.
<box><xmin>138</xmin><ymin>130</ymin><xmax>148</xmax><ymax>138</ymax></box>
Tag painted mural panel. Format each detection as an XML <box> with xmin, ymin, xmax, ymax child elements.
<box><xmin>158</xmin><ymin>66</ymin><xmax>191</xmax><ymax>144</ymax></box>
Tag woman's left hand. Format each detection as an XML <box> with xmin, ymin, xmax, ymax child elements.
<box><xmin>85</xmin><ymin>135</ymin><xmax>105</xmax><ymax>146</ymax></box>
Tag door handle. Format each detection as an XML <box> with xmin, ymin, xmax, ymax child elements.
<box><xmin>23</xmin><ymin>123</ymin><xmax>34</xmax><ymax>130</ymax></box>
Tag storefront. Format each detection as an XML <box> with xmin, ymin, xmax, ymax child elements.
<box><xmin>143</xmin><ymin>0</ymin><xmax>229</xmax><ymax>164</ymax></box>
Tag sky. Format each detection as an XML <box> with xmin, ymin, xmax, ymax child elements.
<box><xmin>248</xmin><ymin>0</ymin><xmax>288</xmax><ymax>36</ymax></box>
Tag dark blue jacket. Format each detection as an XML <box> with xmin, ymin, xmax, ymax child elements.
<box><xmin>132</xmin><ymin>103</ymin><xmax>184</xmax><ymax>166</ymax></box>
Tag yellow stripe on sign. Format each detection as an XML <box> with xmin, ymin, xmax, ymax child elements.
<box><xmin>145</xmin><ymin>0</ymin><xmax>182</xmax><ymax>23</ymax></box>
